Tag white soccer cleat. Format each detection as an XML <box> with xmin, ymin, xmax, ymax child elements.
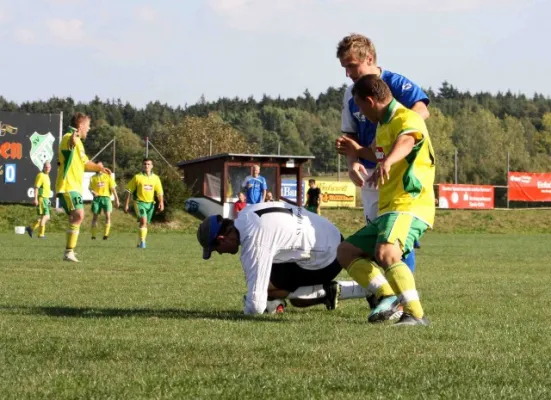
<box><xmin>63</xmin><ymin>251</ymin><xmax>80</xmax><ymax>262</ymax></box>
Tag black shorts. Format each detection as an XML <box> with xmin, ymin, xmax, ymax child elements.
<box><xmin>270</xmin><ymin>258</ymin><xmax>342</xmax><ymax>293</ymax></box>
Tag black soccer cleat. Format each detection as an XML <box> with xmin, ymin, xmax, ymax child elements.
<box><xmin>103</xmin><ymin>236</ymin><xmax>108</xmax><ymax>240</ymax></box>
<box><xmin>323</xmin><ymin>281</ymin><xmax>341</xmax><ymax>310</ymax></box>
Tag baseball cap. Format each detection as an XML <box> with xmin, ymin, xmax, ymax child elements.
<box><xmin>197</xmin><ymin>215</ymin><xmax>223</xmax><ymax>260</ymax></box>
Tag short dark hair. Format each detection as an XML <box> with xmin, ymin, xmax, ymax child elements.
<box><xmin>143</xmin><ymin>158</ymin><xmax>153</xmax><ymax>164</ymax></box>
<box><xmin>309</xmin><ymin>179</ymin><xmax>316</xmax><ymax>184</ymax></box>
<box><xmin>70</xmin><ymin>112</ymin><xmax>90</xmax><ymax>128</ymax></box>
<box><xmin>351</xmin><ymin>75</ymin><xmax>392</xmax><ymax>102</ymax></box>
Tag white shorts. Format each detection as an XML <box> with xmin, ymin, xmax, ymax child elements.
<box><xmin>360</xmin><ymin>168</ymin><xmax>379</xmax><ymax>224</ymax></box>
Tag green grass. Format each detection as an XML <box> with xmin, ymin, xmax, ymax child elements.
<box><xmin>0</xmin><ymin>232</ymin><xmax>550</xmax><ymax>399</ymax></box>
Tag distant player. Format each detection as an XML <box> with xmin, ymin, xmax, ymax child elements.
<box><xmin>305</xmin><ymin>179</ymin><xmax>321</xmax><ymax>214</ymax></box>
<box><xmin>89</xmin><ymin>161</ymin><xmax>120</xmax><ymax>240</ymax></box>
<box><xmin>124</xmin><ymin>158</ymin><xmax>164</xmax><ymax>249</ymax></box>
<box><xmin>56</xmin><ymin>113</ymin><xmax>111</xmax><ymax>262</ymax></box>
<box><xmin>337</xmin><ymin>75</ymin><xmax>435</xmax><ymax>326</ymax></box>
<box><xmin>26</xmin><ymin>161</ymin><xmax>52</xmax><ymax>239</ymax></box>
<box><xmin>242</xmin><ymin>165</ymin><xmax>267</xmax><ymax>204</ymax></box>
<box><xmin>197</xmin><ymin>202</ymin><xmax>394</xmax><ymax>316</ymax></box>
<box><xmin>335</xmin><ymin>33</ymin><xmax>429</xmax><ymax>272</ymax></box>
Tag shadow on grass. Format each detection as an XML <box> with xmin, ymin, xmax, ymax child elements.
<box><xmin>0</xmin><ymin>305</ymin><xmax>285</xmax><ymax>323</ymax></box>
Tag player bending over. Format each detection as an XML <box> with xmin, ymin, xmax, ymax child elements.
<box><xmin>197</xmin><ymin>202</ymin><xmax>399</xmax><ymax>317</ymax></box>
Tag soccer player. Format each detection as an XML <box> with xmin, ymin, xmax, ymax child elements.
<box><xmin>242</xmin><ymin>165</ymin><xmax>267</xmax><ymax>204</ymax></box>
<box><xmin>124</xmin><ymin>158</ymin><xmax>164</xmax><ymax>249</ymax></box>
<box><xmin>56</xmin><ymin>113</ymin><xmax>111</xmax><ymax>262</ymax></box>
<box><xmin>89</xmin><ymin>161</ymin><xmax>120</xmax><ymax>240</ymax></box>
<box><xmin>26</xmin><ymin>161</ymin><xmax>52</xmax><ymax>238</ymax></box>
<box><xmin>337</xmin><ymin>75</ymin><xmax>435</xmax><ymax>326</ymax></box>
<box><xmin>335</xmin><ymin>33</ymin><xmax>429</xmax><ymax>272</ymax></box>
<box><xmin>305</xmin><ymin>179</ymin><xmax>321</xmax><ymax>214</ymax></box>
<box><xmin>197</xmin><ymin>202</ymin><xmax>390</xmax><ymax>316</ymax></box>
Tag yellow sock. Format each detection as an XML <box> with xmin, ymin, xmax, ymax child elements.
<box><xmin>32</xmin><ymin>221</ymin><xmax>40</xmax><ymax>231</ymax></box>
<box><xmin>104</xmin><ymin>224</ymin><xmax>111</xmax><ymax>237</ymax></box>
<box><xmin>66</xmin><ymin>224</ymin><xmax>80</xmax><ymax>250</ymax></box>
<box><xmin>39</xmin><ymin>225</ymin><xmax>46</xmax><ymax>237</ymax></box>
<box><xmin>91</xmin><ymin>225</ymin><xmax>98</xmax><ymax>238</ymax></box>
<box><xmin>385</xmin><ymin>262</ymin><xmax>424</xmax><ymax>319</ymax></box>
<box><xmin>139</xmin><ymin>227</ymin><xmax>147</xmax><ymax>242</ymax></box>
<box><xmin>347</xmin><ymin>258</ymin><xmax>394</xmax><ymax>298</ymax></box>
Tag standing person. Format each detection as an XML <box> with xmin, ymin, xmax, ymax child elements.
<box><xmin>197</xmin><ymin>202</ymin><xmax>385</xmax><ymax>316</ymax></box>
<box><xmin>335</xmin><ymin>33</ymin><xmax>429</xmax><ymax>272</ymax></box>
<box><xmin>233</xmin><ymin>192</ymin><xmax>247</xmax><ymax>218</ymax></box>
<box><xmin>56</xmin><ymin>113</ymin><xmax>111</xmax><ymax>262</ymax></box>
<box><xmin>26</xmin><ymin>161</ymin><xmax>52</xmax><ymax>239</ymax></box>
<box><xmin>89</xmin><ymin>161</ymin><xmax>120</xmax><ymax>240</ymax></box>
<box><xmin>305</xmin><ymin>179</ymin><xmax>321</xmax><ymax>214</ymax></box>
<box><xmin>242</xmin><ymin>165</ymin><xmax>267</xmax><ymax>204</ymax></box>
<box><xmin>337</xmin><ymin>75</ymin><xmax>435</xmax><ymax>326</ymax></box>
<box><xmin>124</xmin><ymin>158</ymin><xmax>164</xmax><ymax>249</ymax></box>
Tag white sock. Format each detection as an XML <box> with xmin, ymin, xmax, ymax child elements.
<box><xmin>338</xmin><ymin>280</ymin><xmax>368</xmax><ymax>300</ymax></box>
<box><xmin>287</xmin><ymin>285</ymin><xmax>326</xmax><ymax>300</ymax></box>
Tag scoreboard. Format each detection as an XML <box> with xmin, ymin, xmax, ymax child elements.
<box><xmin>0</xmin><ymin>111</ymin><xmax>62</xmax><ymax>203</ymax></box>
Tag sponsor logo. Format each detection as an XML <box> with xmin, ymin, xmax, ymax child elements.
<box><xmin>402</xmin><ymin>82</ymin><xmax>413</xmax><ymax>91</ymax></box>
<box><xmin>510</xmin><ymin>175</ymin><xmax>532</xmax><ymax>184</ymax></box>
<box><xmin>144</xmin><ymin>184</ymin><xmax>153</xmax><ymax>191</ymax></box>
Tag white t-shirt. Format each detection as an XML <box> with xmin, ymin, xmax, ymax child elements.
<box><xmin>234</xmin><ymin>202</ymin><xmax>342</xmax><ymax>314</ymax></box>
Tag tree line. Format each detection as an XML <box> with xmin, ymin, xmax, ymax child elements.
<box><xmin>2</xmin><ymin>81</ymin><xmax>551</xmax><ymax>191</ymax></box>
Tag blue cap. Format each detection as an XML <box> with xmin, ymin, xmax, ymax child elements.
<box><xmin>197</xmin><ymin>215</ymin><xmax>223</xmax><ymax>260</ymax></box>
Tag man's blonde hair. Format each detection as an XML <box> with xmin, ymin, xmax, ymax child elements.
<box><xmin>336</xmin><ymin>33</ymin><xmax>377</xmax><ymax>63</ymax></box>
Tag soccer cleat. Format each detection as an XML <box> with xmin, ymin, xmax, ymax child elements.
<box><xmin>63</xmin><ymin>251</ymin><xmax>80</xmax><ymax>262</ymax></box>
<box><xmin>393</xmin><ymin>312</ymin><xmax>430</xmax><ymax>327</ymax></box>
<box><xmin>25</xmin><ymin>226</ymin><xmax>33</xmax><ymax>238</ymax></box>
<box><xmin>368</xmin><ymin>295</ymin><xmax>402</xmax><ymax>323</ymax></box>
<box><xmin>91</xmin><ymin>236</ymin><xmax>96</xmax><ymax>240</ymax></box>
<box><xmin>137</xmin><ymin>241</ymin><xmax>146</xmax><ymax>249</ymax></box>
<box><xmin>103</xmin><ymin>236</ymin><xmax>108</xmax><ymax>240</ymax></box>
<box><xmin>323</xmin><ymin>281</ymin><xmax>341</xmax><ymax>310</ymax></box>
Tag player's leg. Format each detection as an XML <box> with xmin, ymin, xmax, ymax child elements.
<box><xmin>337</xmin><ymin>224</ymin><xmax>402</xmax><ymax>322</ymax></box>
<box><xmin>374</xmin><ymin>213</ymin><xmax>429</xmax><ymax>326</ymax></box>
<box><xmin>59</xmin><ymin>192</ymin><xmax>84</xmax><ymax>262</ymax></box>
<box><xmin>26</xmin><ymin>199</ymin><xmax>44</xmax><ymax>237</ymax></box>
<box><xmin>103</xmin><ymin>199</ymin><xmax>112</xmax><ymax>239</ymax></box>
<box><xmin>91</xmin><ymin>198</ymin><xmax>100</xmax><ymax>239</ymax></box>
<box><xmin>38</xmin><ymin>202</ymin><xmax>50</xmax><ymax>238</ymax></box>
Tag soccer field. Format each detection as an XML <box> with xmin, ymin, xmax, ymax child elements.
<box><xmin>0</xmin><ymin>232</ymin><xmax>550</xmax><ymax>399</ymax></box>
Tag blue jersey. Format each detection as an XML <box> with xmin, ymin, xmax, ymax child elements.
<box><xmin>242</xmin><ymin>175</ymin><xmax>268</xmax><ymax>204</ymax></box>
<box><xmin>341</xmin><ymin>69</ymin><xmax>429</xmax><ymax>169</ymax></box>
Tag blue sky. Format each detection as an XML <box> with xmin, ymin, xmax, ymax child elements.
<box><xmin>1</xmin><ymin>0</ymin><xmax>549</xmax><ymax>108</ymax></box>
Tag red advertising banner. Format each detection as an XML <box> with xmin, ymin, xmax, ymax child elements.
<box><xmin>438</xmin><ymin>184</ymin><xmax>494</xmax><ymax>209</ymax></box>
<box><xmin>508</xmin><ymin>172</ymin><xmax>551</xmax><ymax>202</ymax></box>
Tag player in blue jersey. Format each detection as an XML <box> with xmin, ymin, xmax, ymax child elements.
<box><xmin>335</xmin><ymin>33</ymin><xmax>429</xmax><ymax>274</ymax></box>
<box><xmin>242</xmin><ymin>165</ymin><xmax>268</xmax><ymax>204</ymax></box>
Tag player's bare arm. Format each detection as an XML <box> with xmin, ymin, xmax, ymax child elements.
<box><xmin>112</xmin><ymin>187</ymin><xmax>120</xmax><ymax>208</ymax></box>
<box><xmin>157</xmin><ymin>194</ymin><xmax>164</xmax><ymax>212</ymax></box>
<box><xmin>378</xmin><ymin>134</ymin><xmax>416</xmax><ymax>185</ymax></box>
<box><xmin>85</xmin><ymin>160</ymin><xmax>111</xmax><ymax>175</ymax></box>
<box><xmin>124</xmin><ymin>191</ymin><xmax>131</xmax><ymax>213</ymax></box>
<box><xmin>411</xmin><ymin>101</ymin><xmax>430</xmax><ymax>120</ymax></box>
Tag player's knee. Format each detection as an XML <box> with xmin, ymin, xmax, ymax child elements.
<box><xmin>337</xmin><ymin>241</ymin><xmax>363</xmax><ymax>270</ymax></box>
<box><xmin>375</xmin><ymin>245</ymin><xmax>402</xmax><ymax>269</ymax></box>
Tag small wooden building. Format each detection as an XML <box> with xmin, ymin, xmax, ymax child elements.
<box><xmin>177</xmin><ymin>153</ymin><xmax>314</xmax><ymax>218</ymax></box>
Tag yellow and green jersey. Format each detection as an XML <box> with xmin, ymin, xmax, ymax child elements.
<box><xmin>90</xmin><ymin>172</ymin><xmax>116</xmax><ymax>197</ymax></box>
<box><xmin>375</xmin><ymin>99</ymin><xmax>436</xmax><ymax>226</ymax></box>
<box><xmin>55</xmin><ymin>132</ymin><xmax>89</xmax><ymax>194</ymax></box>
<box><xmin>35</xmin><ymin>172</ymin><xmax>51</xmax><ymax>198</ymax></box>
<box><xmin>126</xmin><ymin>172</ymin><xmax>163</xmax><ymax>203</ymax></box>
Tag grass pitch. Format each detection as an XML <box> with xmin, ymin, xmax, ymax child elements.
<box><xmin>0</xmin><ymin>232</ymin><xmax>550</xmax><ymax>399</ymax></box>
